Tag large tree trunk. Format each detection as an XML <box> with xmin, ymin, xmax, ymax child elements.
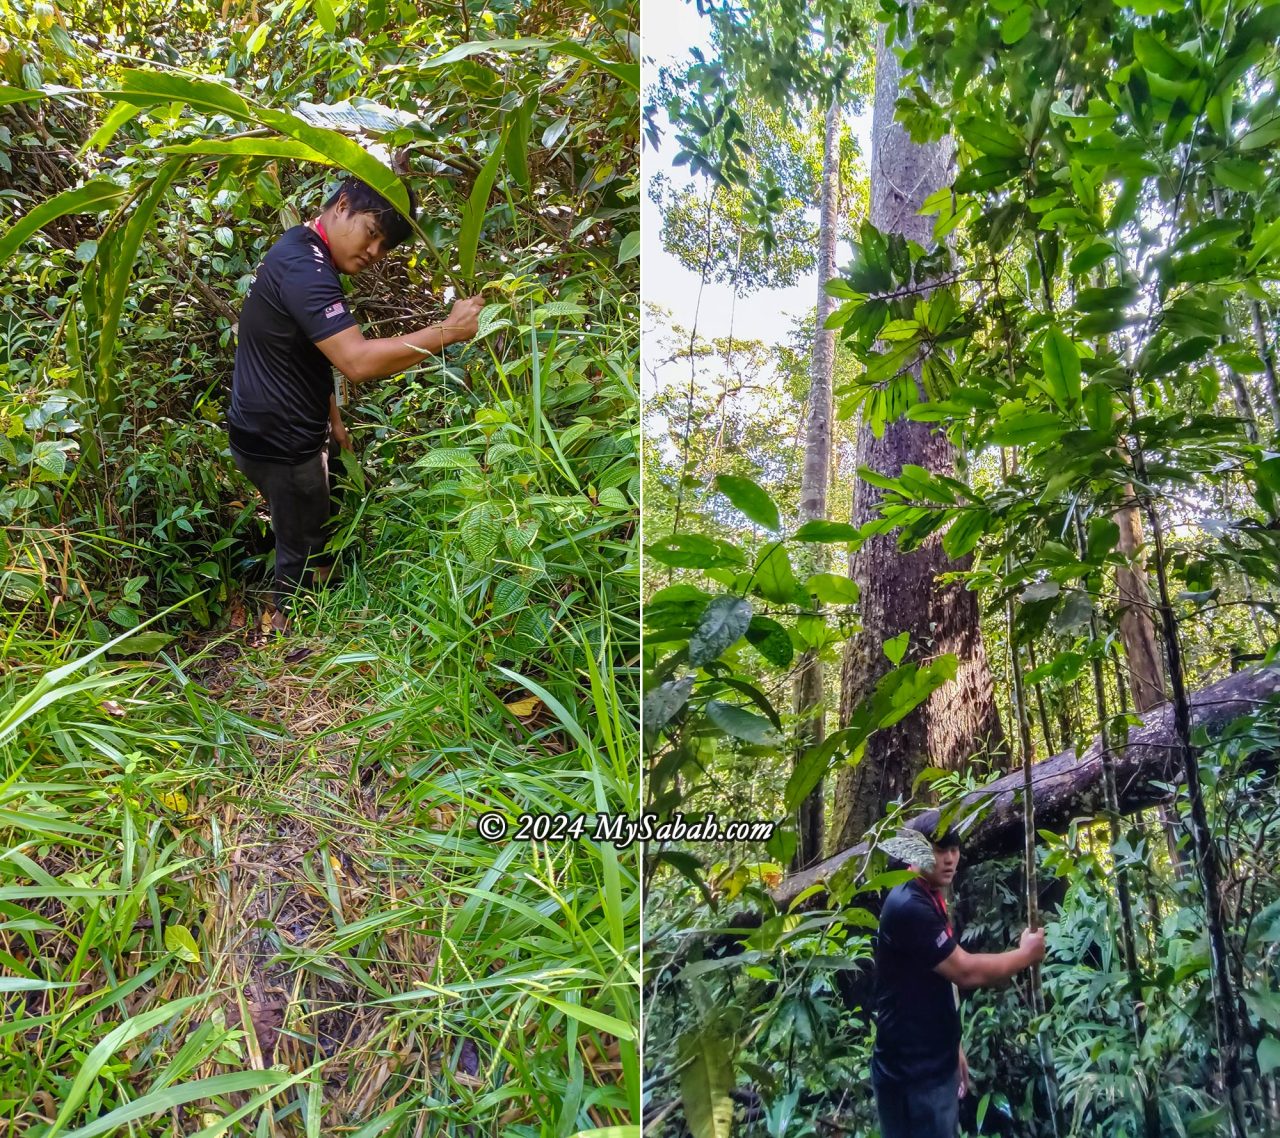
<box><xmin>792</xmin><ymin>96</ymin><xmax>841</xmax><ymax>872</ymax></box>
<box><xmin>778</xmin><ymin>663</ymin><xmax>1280</xmax><ymax>908</ymax></box>
<box><xmin>1116</xmin><ymin>498</ymin><xmax>1165</xmax><ymax>714</ymax></box>
<box><xmin>830</xmin><ymin>22</ymin><xmax>1004</xmax><ymax>852</ymax></box>
<box><xmin>1113</xmin><ymin>492</ymin><xmax>1193</xmax><ymax>883</ymax></box>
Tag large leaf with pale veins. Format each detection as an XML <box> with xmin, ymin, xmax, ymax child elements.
<box><xmin>680</xmin><ymin>1024</ymin><xmax>735</xmax><ymax>1138</ymax></box>
<box><xmin>643</xmin><ymin>676</ymin><xmax>694</xmax><ymax>738</ymax></box>
<box><xmin>689</xmin><ymin>596</ymin><xmax>752</xmax><ymax>666</ymax></box>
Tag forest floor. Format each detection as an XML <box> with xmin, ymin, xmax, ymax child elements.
<box><xmin>4</xmin><ymin>532</ymin><xmax>638</xmax><ymax>1135</ymax></box>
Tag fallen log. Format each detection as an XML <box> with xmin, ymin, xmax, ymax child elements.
<box><xmin>773</xmin><ymin>663</ymin><xmax>1280</xmax><ymax>909</ymax></box>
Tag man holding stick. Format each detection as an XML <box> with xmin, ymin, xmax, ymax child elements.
<box><xmin>227</xmin><ymin>174</ymin><xmax>484</xmax><ymax>636</ymax></box>
<box><xmin>871</xmin><ymin>829</ymin><xmax>1047</xmax><ymax>1137</ymax></box>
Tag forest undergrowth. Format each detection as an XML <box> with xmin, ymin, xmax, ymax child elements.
<box><xmin>0</xmin><ymin>0</ymin><xmax>640</xmax><ymax>1133</ymax></box>
<box><xmin>2</xmin><ymin>312</ymin><xmax>640</xmax><ymax>1137</ymax></box>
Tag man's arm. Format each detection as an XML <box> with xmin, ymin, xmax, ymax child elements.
<box><xmin>315</xmin><ymin>296</ymin><xmax>484</xmax><ymax>384</ymax></box>
<box><xmin>933</xmin><ymin>927</ymin><xmax>1046</xmax><ymax>990</ymax></box>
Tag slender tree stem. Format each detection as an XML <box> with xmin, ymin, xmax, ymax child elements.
<box><xmin>1142</xmin><ymin>483</ymin><xmax>1249</xmax><ymax>1138</ymax></box>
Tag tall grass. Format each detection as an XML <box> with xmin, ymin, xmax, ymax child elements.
<box><xmin>0</xmin><ymin>295</ymin><xmax>638</xmax><ymax>1136</ymax></box>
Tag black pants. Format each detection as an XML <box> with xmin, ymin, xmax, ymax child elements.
<box><xmin>872</xmin><ymin>1066</ymin><xmax>960</xmax><ymax>1138</ymax></box>
<box><xmin>231</xmin><ymin>446</ymin><xmax>331</xmax><ymax>611</ymax></box>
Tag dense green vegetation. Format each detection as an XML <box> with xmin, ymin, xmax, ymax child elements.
<box><xmin>644</xmin><ymin>0</ymin><xmax>1280</xmax><ymax>1135</ymax></box>
<box><xmin>0</xmin><ymin>1</ymin><xmax>638</xmax><ymax>1134</ymax></box>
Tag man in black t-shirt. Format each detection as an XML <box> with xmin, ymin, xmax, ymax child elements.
<box><xmin>228</xmin><ymin>175</ymin><xmax>484</xmax><ymax>634</ymax></box>
<box><xmin>871</xmin><ymin>830</ymin><xmax>1046</xmax><ymax>1138</ymax></box>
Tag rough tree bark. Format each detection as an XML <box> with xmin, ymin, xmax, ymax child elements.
<box><xmin>1115</xmin><ymin>499</ymin><xmax>1165</xmax><ymax>714</ymax></box>
<box><xmin>792</xmin><ymin>96</ymin><xmax>842</xmax><ymax>872</ymax></box>
<box><xmin>831</xmin><ymin>22</ymin><xmax>1004</xmax><ymax>852</ymax></box>
<box><xmin>780</xmin><ymin>664</ymin><xmax>1280</xmax><ymax>908</ymax></box>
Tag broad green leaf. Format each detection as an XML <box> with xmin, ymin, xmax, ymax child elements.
<box><xmin>314</xmin><ymin>0</ymin><xmax>336</xmax><ymax>35</ymax></box>
<box><xmin>942</xmin><ymin>507</ymin><xmax>989</xmax><ymax>559</ymax></box>
<box><xmin>754</xmin><ymin>544</ymin><xmax>798</xmax><ymax>605</ymax></box>
<box><xmin>1021</xmin><ymin>580</ymin><xmax>1060</xmax><ymax>603</ymax></box>
<box><xmin>246</xmin><ymin>21</ymin><xmax>271</xmax><ymax>54</ymax></box>
<box><xmin>106</xmin><ymin>632</ymin><xmax>176</xmax><ymax>655</ymax></box>
<box><xmin>647</xmin><ymin>533</ymin><xmax>745</xmax><ymax>570</ymax></box>
<box><xmin>112</xmin><ymin>71</ymin><xmax>408</xmax><ymax>215</ymax></box>
<box><xmin>1253</xmin><ymin>452</ymin><xmax>1280</xmax><ymax>494</ymax></box>
<box><xmin>337</xmin><ymin>446</ymin><xmax>366</xmax><ymax>493</ymax></box>
<box><xmin>112</xmin><ymin>68</ymin><xmax>253</xmax><ymax>119</ymax></box>
<box><xmin>680</xmin><ymin>1024</ymin><xmax>734</xmax><ymax>1138</ymax></box>
<box><xmin>1133</xmin><ymin>29</ymin><xmax>1195</xmax><ymax>78</ymax></box>
<box><xmin>30</xmin><ymin>440</ymin><xmax>66</xmax><ymax>477</ymax></box>
<box><xmin>990</xmin><ymin>412</ymin><xmax>1066</xmax><ymax>447</ymax></box>
<box><xmin>1212</xmin><ymin>158</ymin><xmax>1266</xmax><ymax>192</ymax></box>
<box><xmin>1165</xmin><ymin>247</ymin><xmax>1237</xmax><ymax>285</ymax></box>
<box><xmin>714</xmin><ymin>474</ymin><xmax>780</xmax><ymax>532</ymax></box>
<box><xmin>255</xmin><ymin>106</ymin><xmax>408</xmax><ymax>214</ymax></box>
<box><xmin>504</xmin><ymin>93</ymin><xmax>537</xmax><ymax>191</ymax></box>
<box><xmin>1257</xmin><ymin>1037</ymin><xmax>1280</xmax><ymax>1076</ymax></box>
<box><xmin>706</xmin><ymin>701</ymin><xmax>778</xmax><ymax>746</ymax></box>
<box><xmin>0</xmin><ymin>179</ymin><xmax>131</xmax><ymax>263</ymax></box>
<box><xmin>80</xmin><ymin>101</ymin><xmax>144</xmax><ymax>155</ymax></box>
<box><xmin>805</xmin><ymin>573</ymin><xmax>860</xmax><ymax>605</ymax></box>
<box><xmin>746</xmin><ymin>616</ymin><xmax>793</xmax><ymax>667</ymax></box>
<box><xmin>1075</xmin><ymin>284</ymin><xmax>1136</xmax><ymax>314</ymax></box>
<box><xmin>1239</xmin><ymin>119</ymin><xmax>1280</xmax><ymax>151</ymax></box>
<box><xmin>785</xmin><ymin>732</ymin><xmax>848</xmax><ymax>812</ymax></box>
<box><xmin>958</xmin><ymin>117</ymin><xmax>1023</xmax><ymax>158</ymax></box>
<box><xmin>617</xmin><ymin>230</ymin><xmax>639</xmax><ymax>264</ymax></box>
<box><xmin>824</xmin><ymin>278</ymin><xmax>860</xmax><ymax>299</ymax></box>
<box><xmin>1042</xmin><ymin>327</ymin><xmax>1081</xmax><ymax>411</ymax></box>
<box><xmin>459</xmin><ymin>126</ymin><xmax>508</xmax><ymax>281</ymax></box>
<box><xmin>883</xmin><ymin>631</ymin><xmax>909</xmax><ymax>665</ymax></box>
<box><xmin>1087</xmin><ymin>517</ymin><xmax>1120</xmax><ymax>560</ymax></box>
<box><xmin>793</xmin><ymin>520</ymin><xmax>860</xmax><ymax>543</ymax></box>
<box><xmin>1248</xmin><ymin>217</ymin><xmax>1280</xmax><ymax>271</ymax></box>
<box><xmin>99</xmin><ymin>159</ymin><xmax>185</xmax><ymax>374</ymax></box>
<box><xmin>999</xmin><ymin>6</ymin><xmax>1032</xmax><ymax>44</ymax></box>
<box><xmin>1069</xmin><ymin>242</ymin><xmax>1114</xmax><ymax>277</ymax></box>
<box><xmin>1055</xmin><ymin>589</ymin><xmax>1094</xmax><ymax>633</ymax></box>
<box><xmin>642</xmin><ymin>676</ymin><xmax>693</xmax><ymax>737</ymax></box>
<box><xmin>0</xmin><ymin>86</ymin><xmax>41</xmax><ymax>106</ymax></box>
<box><xmin>164</xmin><ymin>923</ymin><xmax>201</xmax><ymax>965</ymax></box>
<box><xmin>415</xmin><ymin>448</ymin><xmax>479</xmax><ymax>470</ymax></box>
<box><xmin>688</xmin><ymin>596</ymin><xmax>752</xmax><ymax>666</ymax></box>
<box><xmin>421</xmin><ymin>37</ymin><xmax>638</xmax><ymax>90</ymax></box>
<box><xmin>159</xmin><ymin>137</ymin><xmax>328</xmax><ymax>161</ymax></box>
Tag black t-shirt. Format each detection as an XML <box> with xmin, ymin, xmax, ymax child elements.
<box><xmin>227</xmin><ymin>225</ymin><xmax>357</xmax><ymax>463</ymax></box>
<box><xmin>870</xmin><ymin>878</ymin><xmax>961</xmax><ymax>1087</ymax></box>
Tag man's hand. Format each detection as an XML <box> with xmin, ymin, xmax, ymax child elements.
<box><xmin>958</xmin><ymin>1047</ymin><xmax>970</xmax><ymax>1100</ymax></box>
<box><xmin>1020</xmin><ymin>927</ymin><xmax>1047</xmax><ymax>964</ymax></box>
<box><xmin>331</xmin><ymin>419</ymin><xmax>353</xmax><ymax>452</ymax></box>
<box><xmin>441</xmin><ymin>295</ymin><xmax>485</xmax><ymax>343</ymax></box>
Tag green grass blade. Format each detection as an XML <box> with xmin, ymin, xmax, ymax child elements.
<box><xmin>459</xmin><ymin>125</ymin><xmax>508</xmax><ymax>281</ymax></box>
<box><xmin>47</xmin><ymin>995</ymin><xmax>209</xmax><ymax>1137</ymax></box>
<box><xmin>57</xmin><ymin>1071</ymin><xmax>292</xmax><ymax>1138</ymax></box>
<box><xmin>0</xmin><ymin>180</ymin><xmax>131</xmax><ymax>263</ymax></box>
